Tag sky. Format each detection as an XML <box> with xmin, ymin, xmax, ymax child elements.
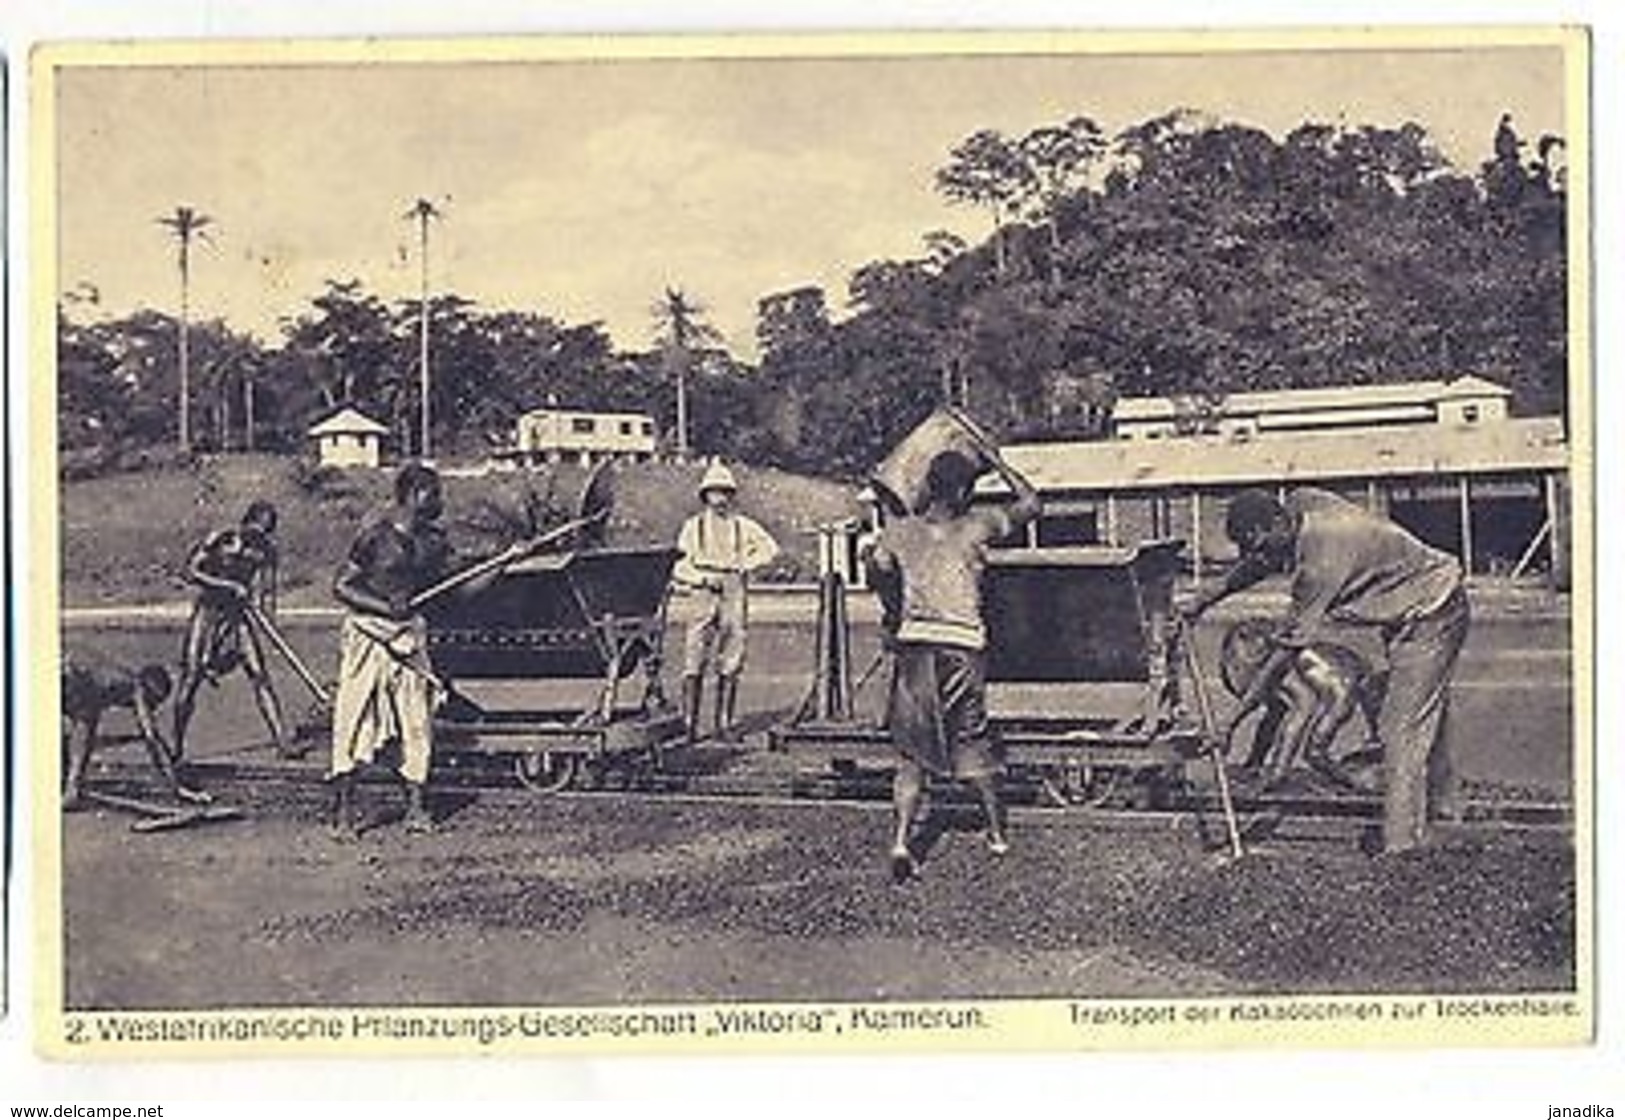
<box><xmin>53</xmin><ymin>37</ymin><xmax>1569</xmax><ymax>358</ymax></box>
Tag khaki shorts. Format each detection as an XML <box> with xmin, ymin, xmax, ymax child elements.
<box><xmin>683</xmin><ymin>582</ymin><xmax>748</xmax><ymax>677</ymax></box>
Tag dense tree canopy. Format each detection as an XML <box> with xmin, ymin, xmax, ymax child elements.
<box><xmin>60</xmin><ymin>109</ymin><xmax>1567</xmax><ymax>478</ymax></box>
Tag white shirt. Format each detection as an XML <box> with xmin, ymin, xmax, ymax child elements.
<box><xmin>673</xmin><ymin>510</ymin><xmax>779</xmax><ymax>589</ymax></box>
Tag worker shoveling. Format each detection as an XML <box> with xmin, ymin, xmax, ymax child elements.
<box><xmin>270</xmin><ymin>462</ymin><xmax>617</xmax><ymax>753</ymax></box>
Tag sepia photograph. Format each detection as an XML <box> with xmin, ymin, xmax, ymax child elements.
<box><xmin>27</xmin><ymin>26</ymin><xmax>1591</xmax><ymax>1059</ymax></box>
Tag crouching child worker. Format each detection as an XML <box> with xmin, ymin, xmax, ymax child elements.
<box><xmin>1182</xmin><ymin>486</ymin><xmax>1469</xmax><ymax>854</ymax></box>
<box><xmin>1217</xmin><ymin>616</ymin><xmax>1385</xmax><ymax>791</ymax></box>
<box><xmin>61</xmin><ymin>650</ymin><xmax>209</xmax><ymax>810</ymax></box>
<box><xmin>328</xmin><ymin>462</ymin><xmax>502</xmax><ymax>836</ymax></box>
<box><xmin>864</xmin><ymin>424</ymin><xmax>1041</xmax><ymax>883</ymax></box>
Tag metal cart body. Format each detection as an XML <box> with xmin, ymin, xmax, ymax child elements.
<box><xmin>772</xmin><ymin>539</ymin><xmax>1206</xmax><ymax>805</ymax></box>
<box><xmin>424</xmin><ymin>546</ymin><xmax>683</xmax><ymax>790</ymax></box>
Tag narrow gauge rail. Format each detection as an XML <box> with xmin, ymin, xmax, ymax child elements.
<box><xmin>80</xmin><ymin>750</ymin><xmax>1572</xmax><ymax>852</ymax></box>
<box><xmin>74</xmin><ymin>533</ymin><xmax>1570</xmax><ymax>851</ymax></box>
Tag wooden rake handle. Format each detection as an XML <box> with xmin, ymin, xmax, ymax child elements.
<box><xmin>407</xmin><ymin>508</ymin><xmax>609</xmax><ymax>611</ymax></box>
<box><xmin>244</xmin><ymin>602</ymin><xmax>331</xmax><ymax>705</ymax></box>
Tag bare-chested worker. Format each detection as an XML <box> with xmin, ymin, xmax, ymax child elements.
<box><xmin>62</xmin><ymin>650</ymin><xmax>209</xmax><ymax>809</ymax></box>
<box><xmin>329</xmin><ymin>463</ymin><xmax>453</xmax><ymax>835</ymax></box>
<box><xmin>173</xmin><ymin>500</ymin><xmax>295</xmax><ymax>760</ymax></box>
<box><xmin>1218</xmin><ymin>617</ymin><xmax>1385</xmax><ymax>789</ymax></box>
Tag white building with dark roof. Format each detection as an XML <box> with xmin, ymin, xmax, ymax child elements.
<box><xmin>308</xmin><ymin>406</ymin><xmax>389</xmax><ymax>469</ymax></box>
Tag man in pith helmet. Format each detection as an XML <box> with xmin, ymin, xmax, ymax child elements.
<box><xmin>672</xmin><ymin>461</ymin><xmax>779</xmax><ymax>745</ymax></box>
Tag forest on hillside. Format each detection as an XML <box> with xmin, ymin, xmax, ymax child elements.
<box><xmin>58</xmin><ymin>110</ymin><xmax>1567</xmax><ymax>479</ymax></box>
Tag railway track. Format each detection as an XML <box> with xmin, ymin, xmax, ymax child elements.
<box><xmin>80</xmin><ymin>747</ymin><xmax>1572</xmax><ymax>852</ymax></box>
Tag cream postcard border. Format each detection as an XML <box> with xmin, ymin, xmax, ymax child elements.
<box><xmin>26</xmin><ymin>24</ymin><xmax>1595</xmax><ymax>1058</ymax></box>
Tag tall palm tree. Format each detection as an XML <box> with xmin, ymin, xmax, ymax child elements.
<box><xmin>651</xmin><ymin>287</ymin><xmax>722</xmax><ymax>459</ymax></box>
<box><xmin>242</xmin><ymin>365</ymin><xmax>257</xmax><ymax>452</ymax></box>
<box><xmin>157</xmin><ymin>206</ymin><xmax>213</xmax><ymax>455</ymax></box>
<box><xmin>404</xmin><ymin>197</ymin><xmax>447</xmax><ymax>458</ymax></box>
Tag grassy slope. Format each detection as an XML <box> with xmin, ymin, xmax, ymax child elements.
<box><xmin>60</xmin><ymin>455</ymin><xmax>864</xmax><ymax>606</ymax></box>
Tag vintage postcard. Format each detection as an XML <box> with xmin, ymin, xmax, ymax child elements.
<box><xmin>28</xmin><ymin>26</ymin><xmax>1592</xmax><ymax>1058</ymax></box>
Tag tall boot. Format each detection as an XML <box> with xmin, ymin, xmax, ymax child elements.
<box><xmin>715</xmin><ymin>673</ymin><xmax>740</xmax><ymax>744</ymax></box>
<box><xmin>329</xmin><ymin>771</ymin><xmax>358</xmax><ymax>840</ymax></box>
<box><xmin>682</xmin><ymin>675</ymin><xmax>704</xmax><ymax>747</ymax></box>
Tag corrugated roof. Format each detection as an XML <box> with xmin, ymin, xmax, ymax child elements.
<box><xmin>979</xmin><ymin>416</ymin><xmax>1566</xmax><ymax>494</ymax></box>
<box><xmin>307</xmin><ymin>406</ymin><xmax>389</xmax><ymax>436</ymax></box>
<box><xmin>1112</xmin><ymin>376</ymin><xmax>1510</xmax><ymax>421</ymax></box>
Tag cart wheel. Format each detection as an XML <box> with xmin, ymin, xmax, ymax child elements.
<box><xmin>1038</xmin><ymin>764</ymin><xmax>1126</xmax><ymax>809</ymax></box>
<box><xmin>514</xmin><ymin>751</ymin><xmax>579</xmax><ymax>794</ymax></box>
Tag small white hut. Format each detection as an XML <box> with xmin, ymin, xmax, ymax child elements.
<box><xmin>309</xmin><ymin>407</ymin><xmax>388</xmax><ymax>469</ymax></box>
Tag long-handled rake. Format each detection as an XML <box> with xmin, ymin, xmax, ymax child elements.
<box><xmin>408</xmin><ymin>461</ymin><xmax>614</xmax><ymax>612</ymax></box>
<box><xmin>256</xmin><ymin>463</ymin><xmax>617</xmax><ymax>745</ymax></box>
<box><xmin>1177</xmin><ymin>618</ymin><xmax>1246</xmax><ymax>860</ymax></box>
<box><xmin>243</xmin><ymin>601</ymin><xmax>334</xmax><ymax>744</ymax></box>
<box><xmin>245</xmin><ymin>602</ymin><xmax>330</xmax><ymax>705</ymax></box>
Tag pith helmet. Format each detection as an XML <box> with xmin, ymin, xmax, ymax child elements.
<box><xmin>699</xmin><ymin>461</ymin><xmax>739</xmax><ymax>497</ymax></box>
